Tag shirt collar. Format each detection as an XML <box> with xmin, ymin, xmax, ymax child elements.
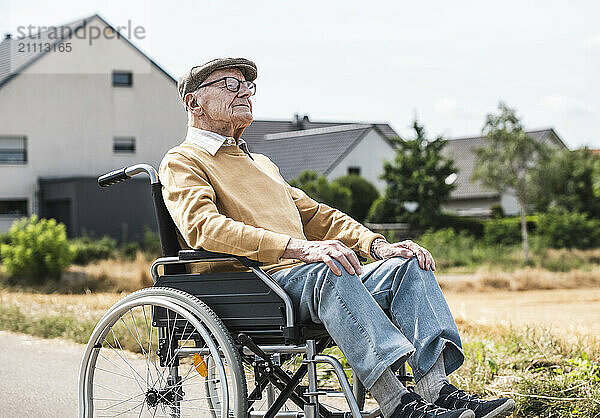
<box><xmin>185</xmin><ymin>126</ymin><xmax>250</xmax><ymax>157</ymax></box>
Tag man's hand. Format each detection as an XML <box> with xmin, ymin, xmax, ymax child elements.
<box><xmin>283</xmin><ymin>238</ymin><xmax>363</xmax><ymax>276</ymax></box>
<box><xmin>372</xmin><ymin>239</ymin><xmax>436</xmax><ymax>271</ymax></box>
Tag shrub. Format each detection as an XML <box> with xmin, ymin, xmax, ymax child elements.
<box><xmin>290</xmin><ymin>171</ymin><xmax>352</xmax><ymax>214</ymax></box>
<box><xmin>0</xmin><ymin>232</ymin><xmax>10</xmax><ymax>259</ymax></box>
<box><xmin>141</xmin><ymin>226</ymin><xmax>162</xmax><ymax>257</ymax></box>
<box><xmin>432</xmin><ymin>213</ymin><xmax>485</xmax><ymax>237</ymax></box>
<box><xmin>416</xmin><ymin>228</ymin><xmax>479</xmax><ymax>268</ymax></box>
<box><xmin>489</xmin><ymin>203</ymin><xmax>504</xmax><ymax>219</ymax></box>
<box><xmin>69</xmin><ymin>235</ymin><xmax>117</xmax><ymax>265</ymax></box>
<box><xmin>0</xmin><ymin>215</ymin><xmax>73</xmax><ymax>282</ymax></box>
<box><xmin>416</xmin><ymin>227</ymin><xmax>524</xmax><ymax>269</ymax></box>
<box><xmin>537</xmin><ymin>210</ymin><xmax>600</xmax><ymax>249</ymax></box>
<box><xmin>332</xmin><ymin>175</ymin><xmax>379</xmax><ymax>222</ymax></box>
<box><xmin>483</xmin><ymin>216</ymin><xmax>537</xmax><ymax>246</ymax></box>
<box><xmin>365</xmin><ymin>194</ymin><xmax>397</xmax><ymax>224</ymax></box>
<box><xmin>120</xmin><ymin>241</ymin><xmax>141</xmax><ymax>260</ymax></box>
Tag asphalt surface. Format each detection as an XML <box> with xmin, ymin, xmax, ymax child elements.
<box><xmin>0</xmin><ymin>331</ymin><xmax>80</xmax><ymax>417</ymax></box>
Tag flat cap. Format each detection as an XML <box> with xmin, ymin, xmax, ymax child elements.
<box><xmin>178</xmin><ymin>58</ymin><xmax>257</xmax><ymax>102</ymax></box>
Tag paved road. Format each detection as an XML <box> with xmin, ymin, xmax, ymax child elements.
<box><xmin>0</xmin><ymin>331</ymin><xmax>80</xmax><ymax>417</ymax></box>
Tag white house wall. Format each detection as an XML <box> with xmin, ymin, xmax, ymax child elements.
<box><xmin>500</xmin><ymin>192</ymin><xmax>520</xmax><ymax>216</ymax></box>
<box><xmin>0</xmin><ymin>16</ymin><xmax>187</xmax><ymax>229</ymax></box>
<box><xmin>325</xmin><ymin>129</ymin><xmax>394</xmax><ymax>192</ymax></box>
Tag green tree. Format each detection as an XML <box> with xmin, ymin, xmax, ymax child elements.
<box><xmin>332</xmin><ymin>174</ymin><xmax>379</xmax><ymax>221</ymax></box>
<box><xmin>367</xmin><ymin>120</ymin><xmax>456</xmax><ymax>228</ymax></box>
<box><xmin>289</xmin><ymin>171</ymin><xmax>352</xmax><ymax>214</ymax></box>
<box><xmin>472</xmin><ymin>102</ymin><xmax>552</xmax><ymax>263</ymax></box>
<box><xmin>534</xmin><ymin>148</ymin><xmax>600</xmax><ymax>219</ymax></box>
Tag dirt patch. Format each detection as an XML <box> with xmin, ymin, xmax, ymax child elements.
<box><xmin>445</xmin><ymin>287</ymin><xmax>600</xmax><ymax>341</ymax></box>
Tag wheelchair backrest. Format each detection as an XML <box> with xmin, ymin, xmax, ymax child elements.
<box><xmin>150</xmin><ymin>178</ymin><xmax>293</xmax><ymax>342</ymax></box>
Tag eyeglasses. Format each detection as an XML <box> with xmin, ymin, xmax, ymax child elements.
<box><xmin>198</xmin><ymin>77</ymin><xmax>256</xmax><ymax>96</ymax></box>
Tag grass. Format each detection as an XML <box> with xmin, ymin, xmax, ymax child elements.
<box><xmin>451</xmin><ymin>321</ymin><xmax>600</xmax><ymax>417</ymax></box>
<box><xmin>415</xmin><ymin>229</ymin><xmax>600</xmax><ymax>274</ymax></box>
<box><xmin>1</xmin><ymin>289</ymin><xmax>599</xmax><ymax>416</ymax></box>
<box><xmin>2</xmin><ymin>243</ymin><xmax>600</xmax><ymax>415</ymax></box>
<box><xmin>3</xmin><ymin>247</ymin><xmax>600</xmax><ymax>296</ymax></box>
<box><xmin>0</xmin><ymin>251</ymin><xmax>153</xmax><ymax>294</ymax></box>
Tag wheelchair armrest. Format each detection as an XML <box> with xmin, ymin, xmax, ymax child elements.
<box><xmin>178</xmin><ymin>249</ymin><xmax>263</xmax><ymax>268</ymax></box>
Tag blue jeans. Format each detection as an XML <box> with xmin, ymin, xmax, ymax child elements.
<box><xmin>271</xmin><ymin>256</ymin><xmax>465</xmax><ymax>389</ymax></box>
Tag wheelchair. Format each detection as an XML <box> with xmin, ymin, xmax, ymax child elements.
<box><xmin>78</xmin><ymin>163</ymin><xmax>411</xmax><ymax>417</ymax></box>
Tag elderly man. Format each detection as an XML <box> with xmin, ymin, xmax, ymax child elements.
<box><xmin>160</xmin><ymin>58</ymin><xmax>515</xmax><ymax>418</ymax></box>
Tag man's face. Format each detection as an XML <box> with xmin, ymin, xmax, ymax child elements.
<box><xmin>194</xmin><ymin>68</ymin><xmax>253</xmax><ymax>129</ymax></box>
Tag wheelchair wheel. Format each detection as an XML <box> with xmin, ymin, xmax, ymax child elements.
<box><xmin>79</xmin><ymin>287</ymin><xmax>247</xmax><ymax>417</ymax></box>
<box><xmin>243</xmin><ymin>349</ymin><xmax>366</xmax><ymax>415</ymax></box>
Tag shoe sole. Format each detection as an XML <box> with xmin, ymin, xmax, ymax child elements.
<box><xmin>459</xmin><ymin>411</ymin><xmax>476</xmax><ymax>418</ymax></box>
<box><xmin>480</xmin><ymin>399</ymin><xmax>516</xmax><ymax>418</ymax></box>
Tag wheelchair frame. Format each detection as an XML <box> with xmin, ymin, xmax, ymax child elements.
<box><xmin>79</xmin><ymin>163</ymin><xmax>411</xmax><ymax>418</ymax></box>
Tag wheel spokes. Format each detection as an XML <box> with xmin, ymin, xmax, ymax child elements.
<box><xmin>88</xmin><ymin>301</ymin><xmax>235</xmax><ymax>417</ymax></box>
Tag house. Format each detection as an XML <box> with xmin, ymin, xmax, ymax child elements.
<box><xmin>441</xmin><ymin>128</ymin><xmax>568</xmax><ymax>217</ymax></box>
<box><xmin>0</xmin><ymin>14</ymin><xmax>399</xmax><ymax>240</ymax></box>
<box><xmin>243</xmin><ymin>114</ymin><xmax>399</xmax><ymax>191</ymax></box>
<box><xmin>0</xmin><ymin>14</ymin><xmax>187</xmax><ymax>238</ymax></box>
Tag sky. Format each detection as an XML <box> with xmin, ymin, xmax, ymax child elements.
<box><xmin>2</xmin><ymin>0</ymin><xmax>599</xmax><ymax>149</ymax></box>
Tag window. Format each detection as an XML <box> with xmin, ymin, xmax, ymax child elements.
<box><xmin>348</xmin><ymin>166</ymin><xmax>361</xmax><ymax>175</ymax></box>
<box><xmin>113</xmin><ymin>137</ymin><xmax>136</xmax><ymax>153</ymax></box>
<box><xmin>0</xmin><ymin>136</ymin><xmax>26</xmax><ymax>164</ymax></box>
<box><xmin>112</xmin><ymin>71</ymin><xmax>133</xmax><ymax>87</ymax></box>
<box><xmin>0</xmin><ymin>200</ymin><xmax>27</xmax><ymax>216</ymax></box>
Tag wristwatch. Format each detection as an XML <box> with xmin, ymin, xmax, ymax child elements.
<box><xmin>370</xmin><ymin>238</ymin><xmax>388</xmax><ymax>261</ymax></box>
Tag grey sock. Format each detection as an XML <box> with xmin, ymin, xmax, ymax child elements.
<box><xmin>369</xmin><ymin>367</ymin><xmax>408</xmax><ymax>418</ymax></box>
<box><xmin>414</xmin><ymin>351</ymin><xmax>449</xmax><ymax>403</ymax></box>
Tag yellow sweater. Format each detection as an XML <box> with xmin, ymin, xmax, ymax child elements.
<box><xmin>159</xmin><ymin>140</ymin><xmax>384</xmax><ymax>274</ymax></box>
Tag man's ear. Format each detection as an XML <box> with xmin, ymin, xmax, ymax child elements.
<box><xmin>184</xmin><ymin>92</ymin><xmax>202</xmax><ymax>114</ymax></box>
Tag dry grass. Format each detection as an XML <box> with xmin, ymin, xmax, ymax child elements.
<box><xmin>445</xmin><ymin>288</ymin><xmax>600</xmax><ymax>343</ymax></box>
<box><xmin>0</xmin><ymin>290</ymin><xmax>122</xmax><ymax>321</ymax></box>
<box><xmin>0</xmin><ymin>251</ymin><xmax>154</xmax><ymax>294</ymax></box>
<box><xmin>63</xmin><ymin>251</ymin><xmax>153</xmax><ymax>293</ymax></box>
<box><xmin>1</xmin><ymin>285</ymin><xmax>599</xmax><ymax>416</ymax></box>
<box><xmin>438</xmin><ymin>266</ymin><xmax>600</xmax><ymax>293</ymax></box>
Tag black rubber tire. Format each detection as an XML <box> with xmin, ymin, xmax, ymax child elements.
<box><xmin>80</xmin><ymin>286</ymin><xmax>248</xmax><ymax>417</ymax></box>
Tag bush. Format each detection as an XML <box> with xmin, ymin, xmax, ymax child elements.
<box><xmin>69</xmin><ymin>235</ymin><xmax>117</xmax><ymax>265</ymax></box>
<box><xmin>0</xmin><ymin>232</ymin><xmax>10</xmax><ymax>259</ymax></box>
<box><xmin>332</xmin><ymin>175</ymin><xmax>379</xmax><ymax>222</ymax></box>
<box><xmin>417</xmin><ymin>228</ymin><xmax>477</xmax><ymax>268</ymax></box>
<box><xmin>432</xmin><ymin>213</ymin><xmax>485</xmax><ymax>237</ymax></box>
<box><xmin>483</xmin><ymin>216</ymin><xmax>537</xmax><ymax>246</ymax></box>
<box><xmin>537</xmin><ymin>211</ymin><xmax>600</xmax><ymax>249</ymax></box>
<box><xmin>365</xmin><ymin>195</ymin><xmax>397</xmax><ymax>223</ymax></box>
<box><xmin>490</xmin><ymin>203</ymin><xmax>504</xmax><ymax>219</ymax></box>
<box><xmin>141</xmin><ymin>226</ymin><xmax>162</xmax><ymax>257</ymax></box>
<box><xmin>120</xmin><ymin>241</ymin><xmax>141</xmax><ymax>260</ymax></box>
<box><xmin>0</xmin><ymin>216</ymin><xmax>72</xmax><ymax>282</ymax></box>
<box><xmin>415</xmin><ymin>228</ymin><xmax>507</xmax><ymax>268</ymax></box>
<box><xmin>290</xmin><ymin>170</ymin><xmax>352</xmax><ymax>214</ymax></box>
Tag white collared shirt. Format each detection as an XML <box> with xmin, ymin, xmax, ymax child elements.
<box><xmin>185</xmin><ymin>126</ymin><xmax>249</xmax><ymax>156</ymax></box>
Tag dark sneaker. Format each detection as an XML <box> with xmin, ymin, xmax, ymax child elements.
<box><xmin>434</xmin><ymin>384</ymin><xmax>516</xmax><ymax>418</ymax></box>
<box><xmin>391</xmin><ymin>392</ymin><xmax>475</xmax><ymax>418</ymax></box>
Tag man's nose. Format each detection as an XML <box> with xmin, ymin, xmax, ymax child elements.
<box><xmin>237</xmin><ymin>83</ymin><xmax>252</xmax><ymax>98</ymax></box>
